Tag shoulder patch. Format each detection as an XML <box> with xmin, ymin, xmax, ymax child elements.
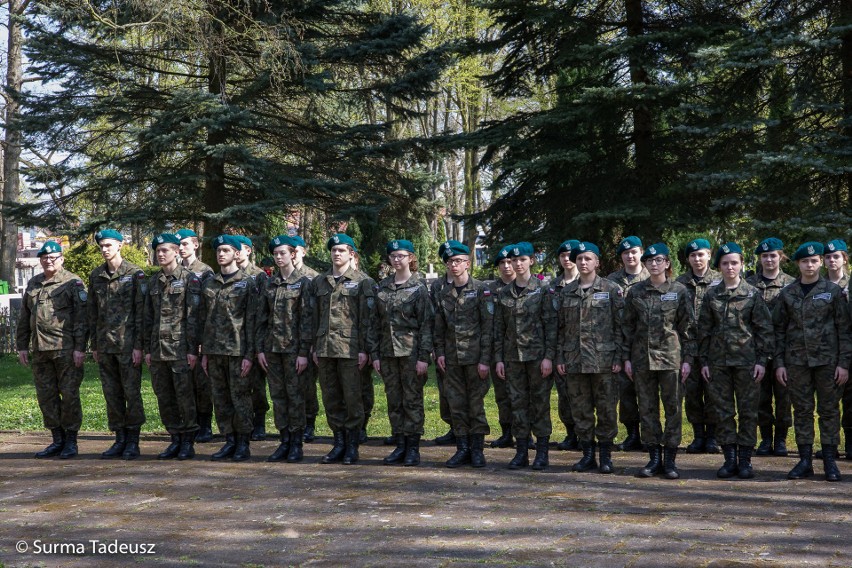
<box><xmin>136</xmin><ymin>271</ymin><xmax>146</xmax><ymax>279</ymax></box>
<box><xmin>483</xmin><ymin>289</ymin><xmax>491</xmax><ymax>297</ymax></box>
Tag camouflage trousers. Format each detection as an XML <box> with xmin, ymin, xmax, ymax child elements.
<box><xmin>553</xmin><ymin>373</ymin><xmax>575</xmax><ymax>430</ymax></box>
<box><xmin>381</xmin><ymin>356</ymin><xmax>428</xmax><ymax>435</ymax></box>
<box><xmin>445</xmin><ymin>364</ymin><xmax>491</xmax><ymax>436</ymax></box>
<box><xmin>757</xmin><ymin>360</ymin><xmax>791</xmax><ymax>429</ymax></box>
<box><xmin>787</xmin><ymin>364</ymin><xmax>842</xmax><ymax>446</ymax></box>
<box><xmin>361</xmin><ymin>364</ymin><xmax>375</xmax><ymax>426</ymax></box>
<box><xmin>32</xmin><ymin>350</ymin><xmax>84</xmax><ymax>431</ymax></box>
<box><xmin>150</xmin><ymin>359</ymin><xmax>198</xmax><ymax>434</ymax></box>
<box><xmin>97</xmin><ymin>352</ymin><xmax>145</xmax><ymax>431</ymax></box>
<box><xmin>491</xmin><ymin>363</ymin><xmax>512</xmax><ymax>425</ymax></box>
<box><xmin>506</xmin><ymin>360</ymin><xmax>554</xmax><ymax>441</ymax></box>
<box><xmin>706</xmin><ymin>366</ymin><xmax>759</xmax><ymax>447</ymax></box>
<box><xmin>207</xmin><ymin>355</ymin><xmax>253</xmax><ymax>435</ymax></box>
<box><xmin>565</xmin><ymin>373</ymin><xmax>618</xmax><ymax>444</ymax></box>
<box><xmin>317</xmin><ymin>357</ymin><xmax>364</xmax><ymax>431</ymax></box>
<box><xmin>685</xmin><ymin>372</ymin><xmax>715</xmax><ymax>425</ymax></box>
<box><xmin>249</xmin><ymin>365</ymin><xmax>270</xmax><ymax>416</ymax></box>
<box><xmin>192</xmin><ymin>361</ymin><xmax>214</xmax><ymax>416</ymax></box>
<box><xmin>303</xmin><ymin>361</ymin><xmax>320</xmax><ymax>421</ymax></box>
<box><xmin>635</xmin><ymin>369</ymin><xmax>683</xmax><ymax>448</ymax></box>
<box><xmin>617</xmin><ymin>371</ymin><xmax>641</xmax><ymax>424</ymax></box>
<box><xmin>435</xmin><ymin>365</ymin><xmax>453</xmax><ymax>428</ymax></box>
<box><xmin>265</xmin><ymin>353</ymin><xmax>306</xmax><ymax>432</ymax></box>
<box><xmin>841</xmin><ymin>380</ymin><xmax>852</xmax><ymax>429</ymax></box>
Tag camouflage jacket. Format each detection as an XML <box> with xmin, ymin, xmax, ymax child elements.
<box><xmin>746</xmin><ymin>271</ymin><xmax>796</xmax><ymax>312</ymax></box>
<box><xmin>374</xmin><ymin>273</ymin><xmax>434</xmax><ymax>361</ymax></box>
<box><xmin>143</xmin><ymin>265</ymin><xmax>202</xmax><ymax>362</ymax></box>
<box><xmin>606</xmin><ymin>267</ymin><xmax>650</xmax><ymax>293</ymax></box>
<box><xmin>434</xmin><ymin>276</ymin><xmax>493</xmax><ymax>366</ymax></box>
<box><xmin>697</xmin><ymin>279</ymin><xmax>774</xmax><ymax>368</ymax></box>
<box><xmin>297</xmin><ymin>263</ymin><xmax>319</xmax><ymax>279</ymax></box>
<box><xmin>494</xmin><ymin>277</ymin><xmax>557</xmax><ymax>363</ymax></box>
<box><xmin>87</xmin><ymin>259</ymin><xmax>146</xmax><ymax>354</ymax></box>
<box><xmin>676</xmin><ymin>268</ymin><xmax>722</xmax><ymax>325</ymax></box>
<box><xmin>17</xmin><ymin>269</ymin><xmax>88</xmax><ymax>353</ymax></box>
<box><xmin>621</xmin><ymin>278</ymin><xmax>695</xmax><ymax>371</ymax></box>
<box><xmin>551</xmin><ymin>272</ymin><xmax>578</xmax><ymax>291</ymax></box>
<box><xmin>556</xmin><ymin>276</ymin><xmax>624</xmax><ymax>373</ymax></box>
<box><xmin>255</xmin><ymin>268</ymin><xmax>312</xmax><ymax>357</ymax></box>
<box><xmin>309</xmin><ymin>267</ymin><xmax>377</xmax><ymax>359</ymax></box>
<box><xmin>773</xmin><ymin>278</ymin><xmax>852</xmax><ymax>369</ymax></box>
<box><xmin>199</xmin><ymin>269</ymin><xmax>257</xmax><ymax>358</ymax></box>
<box><xmin>184</xmin><ymin>257</ymin><xmax>215</xmax><ymax>283</ymax></box>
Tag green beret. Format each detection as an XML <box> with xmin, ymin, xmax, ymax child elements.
<box><xmin>557</xmin><ymin>239</ymin><xmax>580</xmax><ymax>255</ymax></box>
<box><xmin>234</xmin><ymin>235</ymin><xmax>254</xmax><ymax>249</ymax></box>
<box><xmin>793</xmin><ymin>241</ymin><xmax>824</xmax><ymax>260</ymax></box>
<box><xmin>755</xmin><ymin>238</ymin><xmax>783</xmax><ymax>255</ymax></box>
<box><xmin>569</xmin><ymin>241</ymin><xmax>600</xmax><ymax>262</ymax></box>
<box><xmin>617</xmin><ymin>236</ymin><xmax>643</xmax><ymax>255</ymax></box>
<box><xmin>175</xmin><ymin>229</ymin><xmax>198</xmax><ymax>240</ymax></box>
<box><xmin>212</xmin><ymin>234</ymin><xmax>242</xmax><ymax>251</ymax></box>
<box><xmin>151</xmin><ymin>233</ymin><xmax>180</xmax><ymax>250</ymax></box>
<box><xmin>684</xmin><ymin>238</ymin><xmax>712</xmax><ymax>255</ymax></box>
<box><xmin>38</xmin><ymin>240</ymin><xmax>62</xmax><ymax>257</ymax></box>
<box><xmin>439</xmin><ymin>240</ymin><xmax>467</xmax><ymax>262</ymax></box>
<box><xmin>507</xmin><ymin>242</ymin><xmax>535</xmax><ymax>258</ymax></box>
<box><xmin>95</xmin><ymin>229</ymin><xmax>123</xmax><ymax>243</ymax></box>
<box><xmin>268</xmin><ymin>234</ymin><xmax>298</xmax><ymax>253</ymax></box>
<box><xmin>327</xmin><ymin>233</ymin><xmax>357</xmax><ymax>252</ymax></box>
<box><xmin>291</xmin><ymin>235</ymin><xmax>307</xmax><ymax>248</ymax></box>
<box><xmin>386</xmin><ymin>239</ymin><xmax>415</xmax><ymax>255</ymax></box>
<box><xmin>826</xmin><ymin>239</ymin><xmax>847</xmax><ymax>254</ymax></box>
<box><xmin>493</xmin><ymin>245</ymin><xmax>513</xmax><ymax>266</ymax></box>
<box><xmin>642</xmin><ymin>243</ymin><xmax>670</xmax><ymax>261</ymax></box>
<box><xmin>713</xmin><ymin>242</ymin><xmax>743</xmax><ymax>268</ymax></box>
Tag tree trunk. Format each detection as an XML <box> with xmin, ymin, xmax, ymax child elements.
<box><xmin>202</xmin><ymin>48</ymin><xmax>227</xmax><ymax>265</ymax></box>
<box><xmin>1</xmin><ymin>0</ymin><xmax>23</xmax><ymax>285</ymax></box>
<box><xmin>625</xmin><ymin>0</ymin><xmax>654</xmax><ymax>197</ymax></box>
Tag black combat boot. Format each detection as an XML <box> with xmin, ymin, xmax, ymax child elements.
<box><xmin>434</xmin><ymin>428</ymin><xmax>456</xmax><ymax>446</ymax></box>
<box><xmin>527</xmin><ymin>436</ymin><xmax>535</xmax><ymax>449</ymax></box>
<box><xmin>232</xmin><ymin>433</ymin><xmax>251</xmax><ymax>462</ymax></box>
<box><xmin>470</xmin><ymin>434</ymin><xmax>486</xmax><ymax>468</ymax></box>
<box><xmin>446</xmin><ymin>436</ymin><xmax>471</xmax><ymax>468</ymax></box>
<box><xmin>267</xmin><ymin>430</ymin><xmax>291</xmax><ymax>462</ymax></box>
<box><xmin>383</xmin><ymin>435</ymin><xmax>396</xmax><ymax>445</ymax></box>
<box><xmin>383</xmin><ymin>434</ymin><xmax>406</xmax><ymax>465</ymax></box>
<box><xmin>598</xmin><ymin>441</ymin><xmax>614</xmax><ymax>474</ymax></box>
<box><xmin>122</xmin><ymin>428</ymin><xmax>141</xmax><ymax>460</ymax></box>
<box><xmin>737</xmin><ymin>445</ymin><xmax>754</xmax><ymax>479</ymax></box>
<box><xmin>846</xmin><ymin>427</ymin><xmax>852</xmax><ymax>460</ymax></box>
<box><xmin>195</xmin><ymin>414</ymin><xmax>213</xmax><ymax>443</ymax></box>
<box><xmin>704</xmin><ymin>424</ymin><xmax>720</xmax><ymax>454</ymax></box>
<box><xmin>717</xmin><ymin>444</ymin><xmax>738</xmax><ymax>478</ymax></box>
<box><xmin>822</xmin><ymin>444</ymin><xmax>842</xmax><ymax>482</ymax></box>
<box><xmin>303</xmin><ymin>416</ymin><xmax>316</xmax><ymax>443</ymax></box>
<box><xmin>59</xmin><ymin>430</ymin><xmax>78</xmax><ymax>459</ymax></box>
<box><xmin>158</xmin><ymin>433</ymin><xmax>181</xmax><ymax>460</ymax></box>
<box><xmin>508</xmin><ymin>439</ymin><xmax>529</xmax><ymax>470</ymax></box>
<box><xmin>403</xmin><ymin>434</ymin><xmax>421</xmax><ymax>467</ymax></box>
<box><xmin>663</xmin><ymin>446</ymin><xmax>680</xmax><ymax>479</ymax></box>
<box><xmin>756</xmin><ymin>425</ymin><xmax>773</xmax><ymax>456</ymax></box>
<box><xmin>101</xmin><ymin>429</ymin><xmax>126</xmax><ymax>459</ymax></box>
<box><xmin>637</xmin><ymin>445</ymin><xmax>663</xmax><ymax>478</ymax></box>
<box><xmin>532</xmin><ymin>436</ymin><xmax>550</xmax><ymax>471</ymax></box>
<box><xmin>342</xmin><ymin>428</ymin><xmax>360</xmax><ymax>465</ymax></box>
<box><xmin>686</xmin><ymin>423</ymin><xmax>706</xmax><ymax>453</ymax></box>
<box><xmin>787</xmin><ymin>445</ymin><xmax>814</xmax><ymax>479</ymax></box>
<box><xmin>557</xmin><ymin>427</ymin><xmax>579</xmax><ymax>451</ymax></box>
<box><xmin>177</xmin><ymin>433</ymin><xmax>195</xmax><ymax>461</ymax></box>
<box><xmin>250</xmin><ymin>413</ymin><xmax>267</xmax><ymax>441</ymax></box>
<box><xmin>617</xmin><ymin>422</ymin><xmax>642</xmax><ymax>452</ymax></box>
<box><xmin>572</xmin><ymin>441</ymin><xmax>597</xmax><ymax>472</ymax></box>
<box><xmin>321</xmin><ymin>430</ymin><xmax>346</xmax><ymax>464</ymax></box>
<box><xmin>773</xmin><ymin>426</ymin><xmax>789</xmax><ymax>457</ymax></box>
<box><xmin>287</xmin><ymin>429</ymin><xmax>304</xmax><ymax>463</ymax></box>
<box><xmin>211</xmin><ymin>434</ymin><xmax>237</xmax><ymax>461</ymax></box>
<box><xmin>36</xmin><ymin>428</ymin><xmax>65</xmax><ymax>459</ymax></box>
<box><xmin>491</xmin><ymin>422</ymin><xmax>514</xmax><ymax>448</ymax></box>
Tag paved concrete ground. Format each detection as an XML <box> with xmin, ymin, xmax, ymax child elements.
<box><xmin>0</xmin><ymin>432</ymin><xmax>850</xmax><ymax>567</ymax></box>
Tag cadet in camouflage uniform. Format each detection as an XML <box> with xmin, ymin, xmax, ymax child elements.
<box><xmin>350</xmin><ymin>252</ymin><xmax>376</xmax><ymax>444</ymax></box>
<box><xmin>88</xmin><ymin>229</ymin><xmax>146</xmax><ymax>460</ymax></box>
<box><xmin>17</xmin><ymin>241</ymin><xmax>88</xmax><ymax>459</ymax></box>
<box><xmin>556</xmin><ymin>242</ymin><xmax>624</xmax><ymax>474</ymax></box>
<box><xmin>200</xmin><ymin>235</ymin><xmax>257</xmax><ymax>462</ymax></box>
<box><xmin>434</xmin><ymin>240</ymin><xmax>493</xmax><ymax>468</ymax></box>
<box><xmin>256</xmin><ymin>235</ymin><xmax>312</xmax><ymax>463</ymax></box>
<box><xmin>622</xmin><ymin>243</ymin><xmax>695</xmax><ymax>480</ymax></box>
<box><xmin>292</xmin><ymin>235</ymin><xmax>321</xmax><ymax>443</ymax></box>
<box><xmin>677</xmin><ymin>238</ymin><xmax>723</xmax><ymax>454</ymax></box>
<box><xmin>177</xmin><ymin>228</ymin><xmax>216</xmax><ymax>443</ymax></box>
<box><xmin>373</xmin><ymin>240</ymin><xmax>434</xmax><ymax>466</ymax></box>
<box><xmin>495</xmin><ymin>242</ymin><xmax>557</xmax><ymax>470</ymax></box>
<box><xmin>607</xmin><ymin>236</ymin><xmax>650</xmax><ymax>452</ymax></box>
<box><xmin>487</xmin><ymin>245</ymin><xmax>517</xmax><ymax>449</ymax></box>
<box><xmin>430</xmin><ymin>241</ymin><xmax>457</xmax><ymax>446</ymax></box>
<box><xmin>551</xmin><ymin>239</ymin><xmax>580</xmax><ymax>452</ymax></box>
<box><xmin>774</xmin><ymin>241</ymin><xmax>852</xmax><ymax>482</ymax></box>
<box><xmin>747</xmin><ymin>238</ymin><xmax>795</xmax><ymax>457</ymax></box>
<box><xmin>309</xmin><ymin>233</ymin><xmax>378</xmax><ymax>465</ymax></box>
<box><xmin>144</xmin><ymin>234</ymin><xmax>203</xmax><ymax>460</ymax></box>
<box><xmin>698</xmin><ymin>243</ymin><xmax>774</xmax><ymax>479</ymax></box>
<box><xmin>823</xmin><ymin>239</ymin><xmax>852</xmax><ymax>460</ymax></box>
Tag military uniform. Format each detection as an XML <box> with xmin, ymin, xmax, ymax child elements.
<box><xmin>487</xmin><ymin>277</ymin><xmax>515</xmax><ymax>442</ymax></box>
<box><xmin>184</xmin><ymin>257</ymin><xmax>216</xmax><ymax>435</ymax></box>
<box><xmin>429</xmin><ymin>275</ymin><xmax>455</xmax><ymax>436</ymax></box>
<box><xmin>296</xmin><ymin>263</ymin><xmax>321</xmax><ymax>435</ymax></box>
<box><xmin>242</xmin><ymin>263</ymin><xmax>271</xmax><ymax>438</ymax></box>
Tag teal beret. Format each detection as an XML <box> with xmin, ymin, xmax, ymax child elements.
<box><xmin>439</xmin><ymin>240</ymin><xmax>467</xmax><ymax>262</ymax></box>
<box><xmin>569</xmin><ymin>241</ymin><xmax>600</xmax><ymax>262</ymax></box>
<box><xmin>268</xmin><ymin>234</ymin><xmax>298</xmax><ymax>253</ymax></box>
<box><xmin>713</xmin><ymin>242</ymin><xmax>743</xmax><ymax>268</ymax></box>
<box><xmin>617</xmin><ymin>236</ymin><xmax>643</xmax><ymax>255</ymax></box>
<box><xmin>557</xmin><ymin>239</ymin><xmax>581</xmax><ymax>255</ymax></box>
<box><xmin>95</xmin><ymin>229</ymin><xmax>123</xmax><ymax>243</ymax></box>
<box><xmin>38</xmin><ymin>240</ymin><xmax>62</xmax><ymax>257</ymax></box>
<box><xmin>684</xmin><ymin>238</ymin><xmax>712</xmax><ymax>255</ymax></box>
<box><xmin>151</xmin><ymin>233</ymin><xmax>180</xmax><ymax>250</ymax></box>
<box><xmin>291</xmin><ymin>235</ymin><xmax>307</xmax><ymax>248</ymax></box>
<box><xmin>234</xmin><ymin>235</ymin><xmax>253</xmax><ymax>249</ymax></box>
<box><xmin>327</xmin><ymin>233</ymin><xmax>357</xmax><ymax>252</ymax></box>
<box><xmin>793</xmin><ymin>241</ymin><xmax>824</xmax><ymax>260</ymax></box>
<box><xmin>493</xmin><ymin>245</ymin><xmax>514</xmax><ymax>266</ymax></box>
<box><xmin>642</xmin><ymin>243</ymin><xmax>670</xmax><ymax>261</ymax></box>
<box><xmin>386</xmin><ymin>239</ymin><xmax>415</xmax><ymax>255</ymax></box>
<box><xmin>755</xmin><ymin>238</ymin><xmax>783</xmax><ymax>255</ymax></box>
<box><xmin>212</xmin><ymin>234</ymin><xmax>242</xmax><ymax>251</ymax></box>
<box><xmin>175</xmin><ymin>229</ymin><xmax>198</xmax><ymax>240</ymax></box>
<box><xmin>826</xmin><ymin>239</ymin><xmax>847</xmax><ymax>254</ymax></box>
<box><xmin>507</xmin><ymin>242</ymin><xmax>535</xmax><ymax>258</ymax></box>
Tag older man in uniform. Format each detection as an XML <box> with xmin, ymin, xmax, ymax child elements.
<box><xmin>17</xmin><ymin>241</ymin><xmax>88</xmax><ymax>459</ymax></box>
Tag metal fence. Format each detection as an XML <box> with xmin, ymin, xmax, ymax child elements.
<box><xmin>0</xmin><ymin>307</ymin><xmax>19</xmax><ymax>354</ymax></box>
